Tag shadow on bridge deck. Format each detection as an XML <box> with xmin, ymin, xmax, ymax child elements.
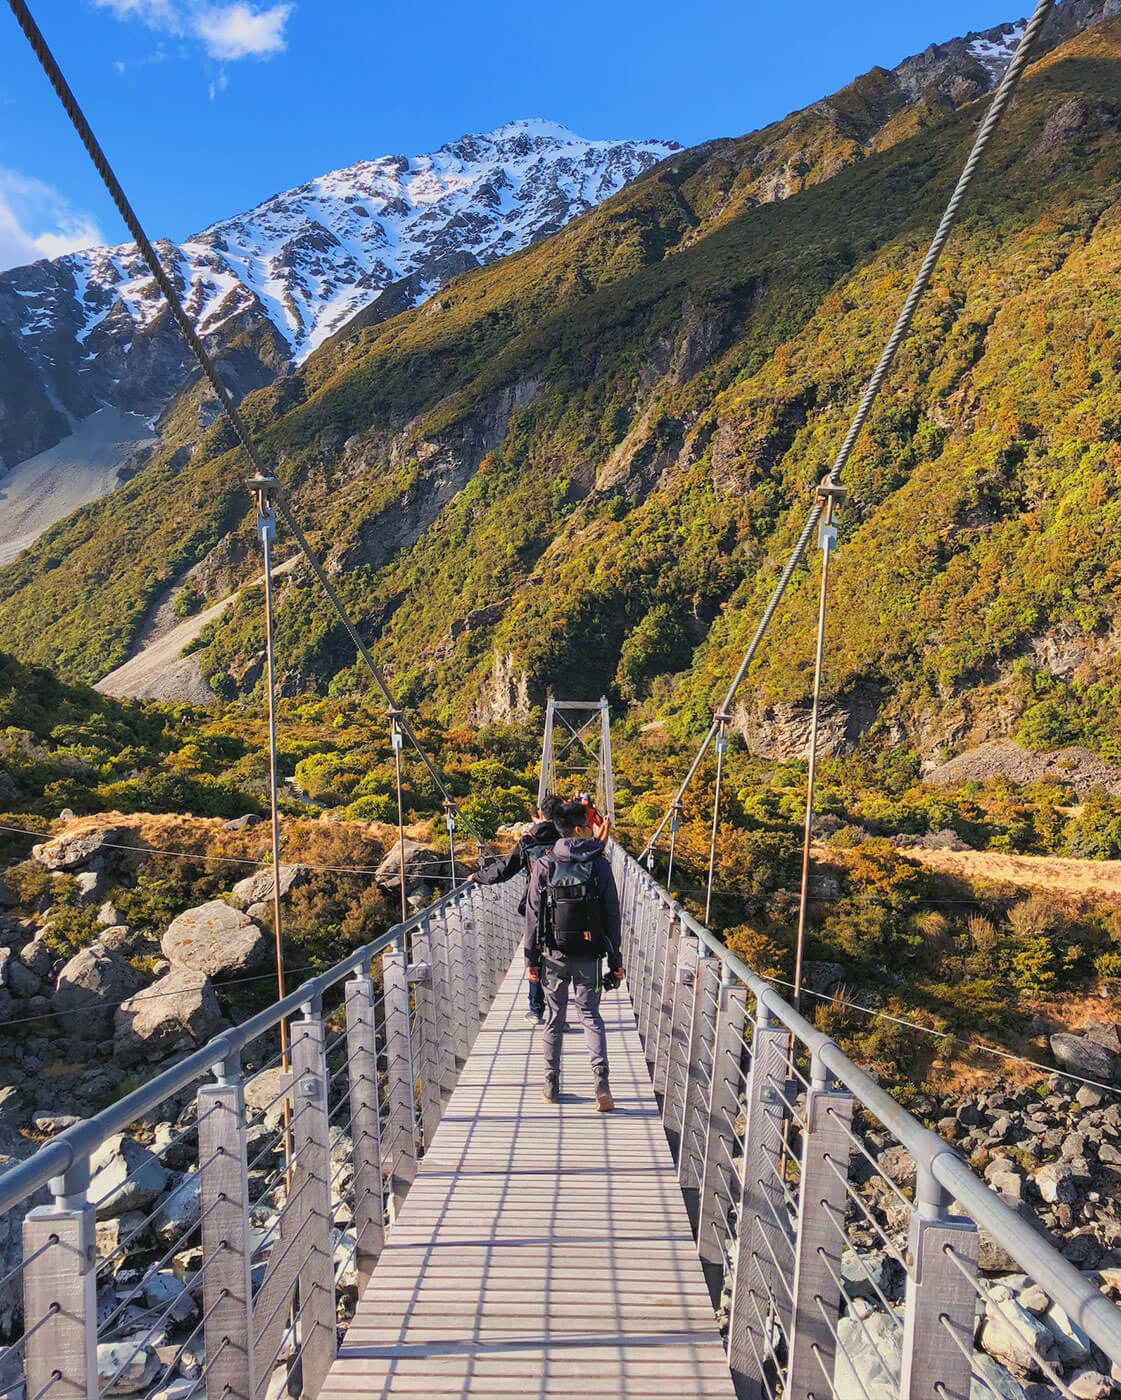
<box><xmin>319</xmin><ymin>956</ymin><xmax>736</xmax><ymax>1398</ymax></box>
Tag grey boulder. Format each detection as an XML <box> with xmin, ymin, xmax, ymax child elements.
<box><xmin>152</xmin><ymin>1173</ymin><xmax>201</xmax><ymax>1248</ymax></box>
<box><xmin>375</xmin><ymin>839</ymin><xmax>444</xmax><ymax>894</ymax></box>
<box><xmin>54</xmin><ymin>944</ymin><xmax>141</xmax><ymax>1039</ymax></box>
<box><xmin>1049</xmin><ymin>1033</ymin><xmax>1118</xmax><ymax>1084</ymax></box>
<box><xmin>32</xmin><ymin>826</ymin><xmax>128</xmax><ymax>873</ymax></box>
<box><xmin>833</xmin><ymin>1310</ymin><xmax>902</xmax><ymax>1399</ymax></box>
<box><xmin>162</xmin><ymin>901</ymin><xmax>266</xmax><ymax>977</ymax></box>
<box><xmin>229</xmin><ymin>865</ymin><xmax>306</xmax><ymax>910</ymax></box>
<box><xmin>114</xmin><ymin>970</ymin><xmax>221</xmax><ymax>1058</ymax></box>
<box><xmin>979</xmin><ymin>1287</ymin><xmax>1058</xmax><ymax>1379</ymax></box>
<box><xmin>97</xmin><ymin>1338</ymin><xmax>160</xmax><ymax>1394</ymax></box>
<box><xmin>89</xmin><ymin>1134</ymin><xmax>169</xmax><ymax>1219</ymax></box>
<box><xmin>969</xmin><ymin>1352</ymin><xmax>1028</xmax><ymax>1400</ymax></box>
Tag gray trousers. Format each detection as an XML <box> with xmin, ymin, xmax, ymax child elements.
<box><xmin>542</xmin><ymin>952</ymin><xmax>608</xmax><ymax>1082</ymax></box>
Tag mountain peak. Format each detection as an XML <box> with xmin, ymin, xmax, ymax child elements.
<box><xmin>0</xmin><ymin>120</ymin><xmax>678</xmax><ymax>475</ymax></box>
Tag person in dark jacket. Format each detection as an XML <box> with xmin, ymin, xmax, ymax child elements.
<box><xmin>524</xmin><ymin>800</ymin><xmax>623</xmax><ymax>1112</ymax></box>
<box><xmin>469</xmin><ymin>793</ymin><xmax>562</xmax><ymax>1023</ymax></box>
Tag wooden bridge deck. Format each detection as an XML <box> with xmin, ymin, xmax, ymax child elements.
<box><xmin>320</xmin><ymin>955</ymin><xmax>737</xmax><ymax>1399</ymax></box>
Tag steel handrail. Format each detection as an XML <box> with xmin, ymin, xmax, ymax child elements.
<box><xmin>618</xmin><ymin>849</ymin><xmax>1121</xmax><ymax>1365</ymax></box>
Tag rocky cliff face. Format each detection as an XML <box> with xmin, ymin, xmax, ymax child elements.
<box><xmin>0</xmin><ymin>122</ymin><xmax>678</xmax><ymax>474</ymax></box>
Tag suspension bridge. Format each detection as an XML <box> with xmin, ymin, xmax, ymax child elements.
<box><xmin>4</xmin><ymin>0</ymin><xmax>1121</xmax><ymax>1395</ymax></box>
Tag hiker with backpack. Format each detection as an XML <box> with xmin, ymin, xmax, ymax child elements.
<box><xmin>468</xmin><ymin>792</ymin><xmax>563</xmax><ymax>1023</ymax></box>
<box><xmin>524</xmin><ymin>799</ymin><xmax>623</xmax><ymax>1112</ymax></box>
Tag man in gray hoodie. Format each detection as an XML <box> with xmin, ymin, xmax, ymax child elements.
<box><xmin>524</xmin><ymin>799</ymin><xmax>623</xmax><ymax>1111</ymax></box>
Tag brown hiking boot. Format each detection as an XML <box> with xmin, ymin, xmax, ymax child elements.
<box><xmin>595</xmin><ymin>1078</ymin><xmax>614</xmax><ymax>1113</ymax></box>
<box><xmin>542</xmin><ymin>1075</ymin><xmax>560</xmax><ymax>1104</ymax></box>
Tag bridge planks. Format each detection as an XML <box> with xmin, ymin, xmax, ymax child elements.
<box><xmin>320</xmin><ymin>956</ymin><xmax>736</xmax><ymax>1399</ymax></box>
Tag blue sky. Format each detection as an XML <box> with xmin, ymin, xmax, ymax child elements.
<box><xmin>0</xmin><ymin>0</ymin><xmax>1023</xmax><ymax>271</ymax></box>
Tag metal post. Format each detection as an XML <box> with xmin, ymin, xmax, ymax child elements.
<box><xmin>679</xmin><ymin>958</ymin><xmax>721</xmax><ymax>1193</ymax></box>
<box><xmin>652</xmin><ymin>913</ymin><xmax>682</xmax><ymax>1097</ymax></box>
<box><xmin>197</xmin><ymin>1057</ymin><xmax>254</xmax><ymax>1400</ymax></box>
<box><xmin>465</xmin><ymin>891</ymin><xmax>489</xmax><ymax>1018</ymax></box>
<box><xmin>643</xmin><ymin>901</ymin><xmax>669</xmax><ymax>1070</ymax></box>
<box><xmin>344</xmin><ymin>966</ymin><xmax>384</xmax><ymax>1293</ymax></box>
<box><xmin>697</xmin><ymin>983</ymin><xmax>747</xmax><ymax>1293</ymax></box>
<box><xmin>443</xmin><ymin>904</ymin><xmax>471</xmax><ymax>1066</ymax></box>
<box><xmin>662</xmin><ymin>935</ymin><xmax>699</xmax><ymax>1151</ymax></box>
<box><xmin>636</xmin><ymin>895</ymin><xmax>660</xmax><ymax>1049</ymax></box>
<box><xmin>457</xmin><ymin>895</ymin><xmax>482</xmax><ymax>1051</ymax></box>
<box><xmin>289</xmin><ymin>1008</ymin><xmax>335</xmax><ymax>1399</ymax></box>
<box><xmin>786</xmin><ymin>1068</ymin><xmax>854</xmax><ymax>1400</ymax></box>
<box><xmin>389</xmin><ymin>711</ymin><xmax>408</xmax><ymax>926</ymax></box>
<box><xmin>247</xmin><ymin>473</ymin><xmax>292</xmax><ymax>1156</ymax></box>
<box><xmin>381</xmin><ymin>942</ymin><xmax>417</xmax><ymax>1215</ymax></box>
<box><xmin>704</xmin><ymin>714</ymin><xmax>732</xmax><ymax>927</ymax></box>
<box><xmin>409</xmin><ymin>919</ymin><xmax>442</xmax><ymax>1147</ymax></box>
<box><xmin>443</xmin><ymin>800</ymin><xmax>457</xmax><ymax>891</ymax></box>
<box><xmin>729</xmin><ymin>1000</ymin><xmax>790</xmax><ymax>1399</ymax></box>
<box><xmin>793</xmin><ymin>482</ymin><xmax>844</xmax><ymax>1010</ymax></box>
<box><xmin>900</xmin><ymin>1175</ymin><xmax>980</xmax><ymax>1400</ymax></box>
<box><xmin>666</xmin><ymin>799</ymin><xmax>683</xmax><ymax>895</ymax></box>
<box><xmin>425</xmin><ymin>908</ymin><xmax>458</xmax><ymax>1100</ymax></box>
<box><xmin>21</xmin><ymin>1162</ymin><xmax>96</xmax><ymax>1400</ymax></box>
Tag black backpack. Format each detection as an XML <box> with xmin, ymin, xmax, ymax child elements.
<box><xmin>541</xmin><ymin>856</ymin><xmax>603</xmax><ymax>958</ymax></box>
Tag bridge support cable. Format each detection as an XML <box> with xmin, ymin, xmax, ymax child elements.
<box><xmin>639</xmin><ymin>0</ymin><xmax>1056</xmax><ymax>864</ymax></box>
<box><xmin>792</xmin><ymin>481</ymin><xmax>844</xmax><ymax>1012</ymax></box>
<box><xmin>6</xmin><ymin>0</ymin><xmax>494</xmax><ymax>859</ymax></box>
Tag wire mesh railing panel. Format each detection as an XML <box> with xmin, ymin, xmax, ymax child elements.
<box><xmin>0</xmin><ymin>878</ymin><xmax>522</xmax><ymax>1400</ymax></box>
<box><xmin>618</xmin><ymin>849</ymin><xmax>1121</xmax><ymax>1400</ymax></box>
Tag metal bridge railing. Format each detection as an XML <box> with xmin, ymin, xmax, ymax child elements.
<box><xmin>0</xmin><ymin>879</ymin><xmax>523</xmax><ymax>1400</ymax></box>
<box><xmin>612</xmin><ymin>845</ymin><xmax>1121</xmax><ymax>1400</ymax></box>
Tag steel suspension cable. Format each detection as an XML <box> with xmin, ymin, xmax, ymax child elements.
<box><xmin>640</xmin><ymin>0</ymin><xmax>1055</xmax><ymax>862</ymax></box>
<box><xmin>6</xmin><ymin>0</ymin><xmax>495</xmax><ymax>858</ymax></box>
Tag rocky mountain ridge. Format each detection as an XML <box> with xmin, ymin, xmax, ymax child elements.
<box><xmin>0</xmin><ymin>121</ymin><xmax>678</xmax><ymax>475</ymax></box>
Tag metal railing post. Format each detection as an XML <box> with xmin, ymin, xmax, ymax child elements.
<box><xmin>635</xmin><ymin>893</ymin><xmax>658</xmax><ymax>1048</ymax></box>
<box><xmin>442</xmin><ymin>904</ymin><xmax>472</xmax><ymax>1066</ymax></box>
<box><xmin>729</xmin><ymin>997</ymin><xmax>790</xmax><ymax>1399</ymax></box>
<box><xmin>197</xmin><ymin>1051</ymin><xmax>254</xmax><ymax>1400</ymax></box>
<box><xmin>425</xmin><ymin>908</ymin><xmax>459</xmax><ymax>1101</ymax></box>
<box><xmin>785</xmin><ymin>1059</ymin><xmax>854</xmax><ymax>1400</ymax></box>
<box><xmin>697</xmin><ymin>981</ymin><xmax>747</xmax><ymax>1294</ymax></box>
<box><xmin>900</xmin><ymin>1168</ymin><xmax>980</xmax><ymax>1400</ymax></box>
<box><xmin>409</xmin><ymin>918</ymin><xmax>443</xmax><ymax>1147</ymax></box>
<box><xmin>644</xmin><ymin>900</ymin><xmax>667</xmax><ymax>1053</ymax></box>
<box><xmin>652</xmin><ymin>912</ymin><xmax>682</xmax><ymax>1096</ymax></box>
<box><xmin>679</xmin><ymin>958</ymin><xmax>721</xmax><ymax>1193</ymax></box>
<box><xmin>344</xmin><ymin>964</ymin><xmax>385</xmax><ymax>1293</ymax></box>
<box><xmin>463</xmin><ymin>892</ymin><xmax>488</xmax><ymax>1021</ymax></box>
<box><xmin>381</xmin><ymin>939</ymin><xmax>418</xmax><ymax>1215</ymax></box>
<box><xmin>662</xmin><ymin>934</ymin><xmax>699</xmax><ymax>1152</ymax></box>
<box><xmin>289</xmin><ymin>1007</ymin><xmax>336</xmax><ymax>1399</ymax></box>
<box><xmin>21</xmin><ymin>1161</ymin><xmax>97</xmax><ymax>1400</ymax></box>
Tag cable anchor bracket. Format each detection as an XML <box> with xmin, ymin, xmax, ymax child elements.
<box><xmin>246</xmin><ymin>472</ymin><xmax>279</xmax><ymax>543</ymax></box>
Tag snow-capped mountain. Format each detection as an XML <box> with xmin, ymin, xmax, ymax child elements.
<box><xmin>0</xmin><ymin>121</ymin><xmax>679</xmax><ymax>472</ymax></box>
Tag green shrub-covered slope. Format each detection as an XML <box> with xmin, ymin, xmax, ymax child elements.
<box><xmin>2</xmin><ymin>22</ymin><xmax>1121</xmax><ymax>759</ymax></box>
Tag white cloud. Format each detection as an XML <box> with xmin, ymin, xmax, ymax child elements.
<box><xmin>194</xmin><ymin>3</ymin><xmax>290</xmax><ymax>59</ymax></box>
<box><xmin>0</xmin><ymin>169</ymin><xmax>103</xmax><ymax>273</ymax></box>
<box><xmin>94</xmin><ymin>0</ymin><xmax>292</xmax><ymax>61</ymax></box>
